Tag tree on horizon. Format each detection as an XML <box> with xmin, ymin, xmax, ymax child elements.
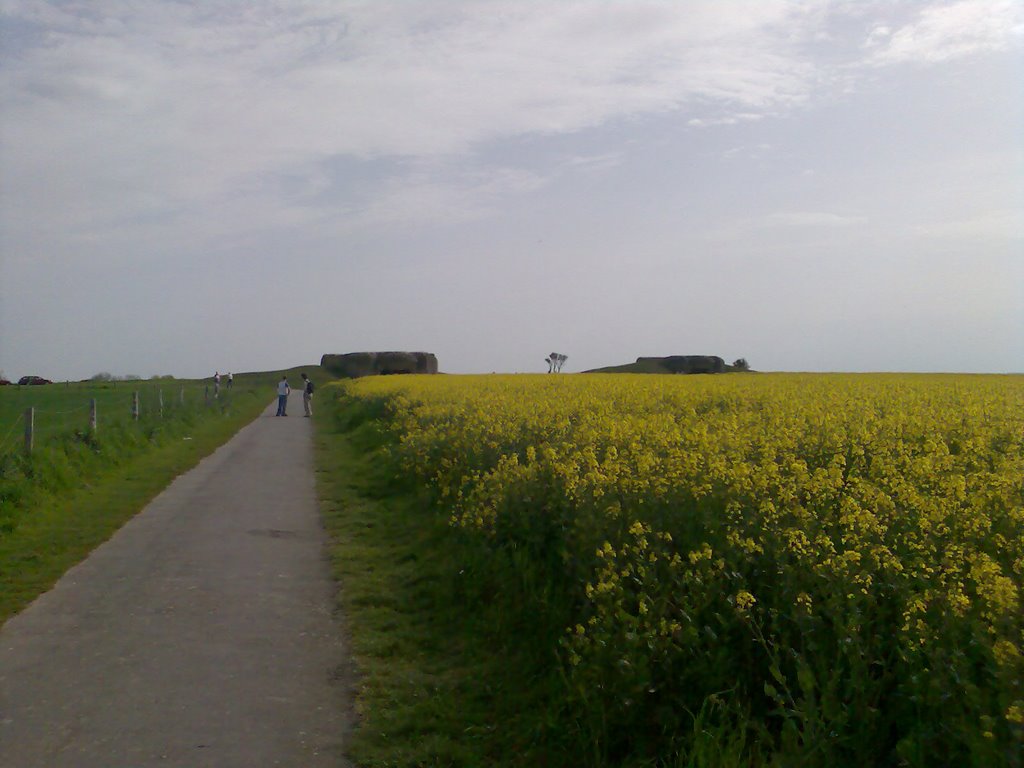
<box><xmin>546</xmin><ymin>353</ymin><xmax>567</xmax><ymax>373</ymax></box>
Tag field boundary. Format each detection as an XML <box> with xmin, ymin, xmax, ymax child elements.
<box><xmin>0</xmin><ymin>381</ymin><xmax>227</xmax><ymax>458</ymax></box>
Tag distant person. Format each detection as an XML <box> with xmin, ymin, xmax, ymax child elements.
<box><xmin>301</xmin><ymin>373</ymin><xmax>314</xmax><ymax>417</ymax></box>
<box><xmin>276</xmin><ymin>376</ymin><xmax>290</xmax><ymax>416</ymax></box>
<box><xmin>227</xmin><ymin>372</ymin><xmax>233</xmax><ymax>389</ymax></box>
<box><xmin>213</xmin><ymin>371</ymin><xmax>221</xmax><ymax>398</ymax></box>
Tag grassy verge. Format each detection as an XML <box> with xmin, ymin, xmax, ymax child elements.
<box><xmin>0</xmin><ymin>365</ymin><xmax>330</xmax><ymax>624</ymax></box>
<box><xmin>315</xmin><ymin>391</ymin><xmax>580</xmax><ymax>767</ymax></box>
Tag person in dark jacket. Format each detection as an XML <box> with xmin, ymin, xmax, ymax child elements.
<box><xmin>300</xmin><ymin>373</ymin><xmax>314</xmax><ymax>417</ymax></box>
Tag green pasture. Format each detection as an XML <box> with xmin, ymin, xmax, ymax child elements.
<box><xmin>0</xmin><ymin>369</ymin><xmax>318</xmax><ymax>455</ymax></box>
<box><xmin>0</xmin><ymin>379</ymin><xmax>206</xmax><ymax>453</ymax></box>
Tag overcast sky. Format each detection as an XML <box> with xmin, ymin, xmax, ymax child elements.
<box><xmin>1</xmin><ymin>1</ymin><xmax>1021</xmax><ymax>380</ymax></box>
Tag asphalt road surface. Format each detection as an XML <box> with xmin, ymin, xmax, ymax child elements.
<box><xmin>0</xmin><ymin>398</ymin><xmax>352</xmax><ymax>767</ymax></box>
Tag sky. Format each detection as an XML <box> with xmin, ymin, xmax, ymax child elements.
<box><xmin>1</xmin><ymin>0</ymin><xmax>1022</xmax><ymax>380</ymax></box>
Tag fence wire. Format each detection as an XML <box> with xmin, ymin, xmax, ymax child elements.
<box><xmin>0</xmin><ymin>385</ymin><xmax>230</xmax><ymax>460</ymax></box>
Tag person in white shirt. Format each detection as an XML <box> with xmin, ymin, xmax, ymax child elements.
<box><xmin>276</xmin><ymin>376</ymin><xmax>290</xmax><ymax>416</ymax></box>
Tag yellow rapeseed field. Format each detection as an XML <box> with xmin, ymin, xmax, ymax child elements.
<box><xmin>335</xmin><ymin>372</ymin><xmax>1024</xmax><ymax>764</ymax></box>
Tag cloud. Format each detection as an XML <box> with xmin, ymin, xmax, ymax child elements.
<box><xmin>763</xmin><ymin>211</ymin><xmax>867</xmax><ymax>228</ymax></box>
<box><xmin>914</xmin><ymin>209</ymin><xmax>1024</xmax><ymax>240</ymax></box>
<box><xmin>0</xmin><ymin>0</ymin><xmax>1020</xmax><ymax>269</ymax></box>
<box><xmin>565</xmin><ymin>153</ymin><xmax>624</xmax><ymax>173</ymax></box>
<box><xmin>0</xmin><ymin>1</ymin><xmax>833</xmax><ymax>258</ymax></box>
<box><xmin>866</xmin><ymin>0</ymin><xmax>1024</xmax><ymax>64</ymax></box>
<box><xmin>688</xmin><ymin>113</ymin><xmax>766</xmax><ymax>128</ymax></box>
<box><xmin>2</xmin><ymin>2</ymin><xmax>825</xmax><ymax>159</ymax></box>
<box><xmin>722</xmin><ymin>143</ymin><xmax>773</xmax><ymax>161</ymax></box>
<box><xmin>349</xmin><ymin>163</ymin><xmax>552</xmax><ymax>229</ymax></box>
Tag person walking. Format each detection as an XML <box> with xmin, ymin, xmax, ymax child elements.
<box><xmin>227</xmin><ymin>372</ymin><xmax>233</xmax><ymax>389</ymax></box>
<box><xmin>213</xmin><ymin>371</ymin><xmax>221</xmax><ymax>398</ymax></box>
<box><xmin>300</xmin><ymin>373</ymin><xmax>314</xmax><ymax>417</ymax></box>
<box><xmin>276</xmin><ymin>376</ymin><xmax>290</xmax><ymax>416</ymax></box>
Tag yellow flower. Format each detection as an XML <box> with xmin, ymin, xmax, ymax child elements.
<box><xmin>688</xmin><ymin>543</ymin><xmax>713</xmax><ymax>564</ymax></box>
<box><xmin>1006</xmin><ymin>703</ymin><xmax>1024</xmax><ymax>725</ymax></box>
<box><xmin>993</xmin><ymin>639</ymin><xmax>1020</xmax><ymax>667</ymax></box>
<box><xmin>343</xmin><ymin>368</ymin><xmax>1024</xmax><ymax>743</ymax></box>
<box><xmin>735</xmin><ymin>591</ymin><xmax>757</xmax><ymax>611</ymax></box>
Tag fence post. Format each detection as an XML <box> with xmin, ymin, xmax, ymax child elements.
<box><xmin>180</xmin><ymin>387</ymin><xmax>185</xmax><ymax>407</ymax></box>
<box><xmin>205</xmin><ymin>385</ymin><xmax>209</xmax><ymax>407</ymax></box>
<box><xmin>132</xmin><ymin>391</ymin><xmax>140</xmax><ymax>421</ymax></box>
<box><xmin>89</xmin><ymin>398</ymin><xmax>97</xmax><ymax>436</ymax></box>
<box><xmin>24</xmin><ymin>407</ymin><xmax>34</xmax><ymax>455</ymax></box>
<box><xmin>158</xmin><ymin>389</ymin><xmax>164</xmax><ymax>419</ymax></box>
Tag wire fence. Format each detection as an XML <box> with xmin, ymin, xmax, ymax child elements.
<box><xmin>0</xmin><ymin>382</ymin><xmax>236</xmax><ymax>459</ymax></box>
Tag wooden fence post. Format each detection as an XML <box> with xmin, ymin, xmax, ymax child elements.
<box><xmin>180</xmin><ymin>387</ymin><xmax>185</xmax><ymax>407</ymax></box>
<box><xmin>24</xmin><ymin>407</ymin><xmax>34</xmax><ymax>455</ymax></box>
<box><xmin>132</xmin><ymin>391</ymin><xmax>140</xmax><ymax>421</ymax></box>
<box><xmin>89</xmin><ymin>398</ymin><xmax>97</xmax><ymax>436</ymax></box>
<box><xmin>204</xmin><ymin>385</ymin><xmax>209</xmax><ymax>406</ymax></box>
<box><xmin>158</xmin><ymin>389</ymin><xmax>164</xmax><ymax>419</ymax></box>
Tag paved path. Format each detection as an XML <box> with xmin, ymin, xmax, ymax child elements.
<box><xmin>0</xmin><ymin>399</ymin><xmax>351</xmax><ymax>767</ymax></box>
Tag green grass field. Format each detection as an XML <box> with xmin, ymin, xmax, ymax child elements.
<box><xmin>0</xmin><ymin>370</ymin><xmax>308</xmax><ymax>455</ymax></box>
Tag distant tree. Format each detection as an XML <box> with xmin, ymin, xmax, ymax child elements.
<box><xmin>546</xmin><ymin>352</ymin><xmax>567</xmax><ymax>373</ymax></box>
<box><xmin>91</xmin><ymin>372</ymin><xmax>114</xmax><ymax>381</ymax></box>
<box><xmin>732</xmin><ymin>358</ymin><xmax>750</xmax><ymax>372</ymax></box>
